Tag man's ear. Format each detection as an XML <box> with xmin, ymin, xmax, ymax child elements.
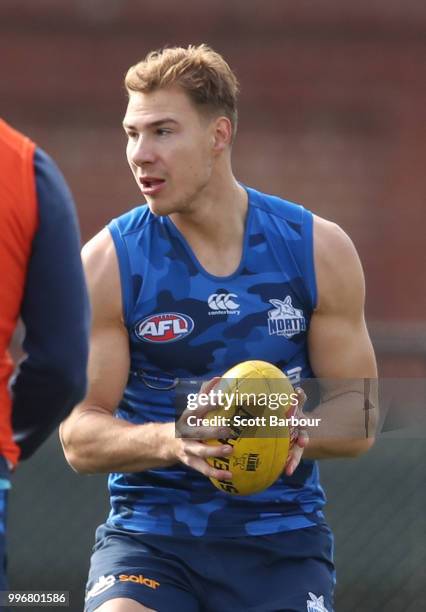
<box><xmin>212</xmin><ymin>116</ymin><xmax>233</xmax><ymax>152</ymax></box>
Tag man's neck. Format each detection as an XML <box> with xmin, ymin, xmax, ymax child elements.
<box><xmin>168</xmin><ymin>171</ymin><xmax>249</xmax><ymax>277</ymax></box>
<box><xmin>169</xmin><ymin>173</ymin><xmax>248</xmax><ymax>247</ymax></box>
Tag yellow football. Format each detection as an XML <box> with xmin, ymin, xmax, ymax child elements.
<box><xmin>205</xmin><ymin>360</ymin><xmax>296</xmax><ymax>496</ymax></box>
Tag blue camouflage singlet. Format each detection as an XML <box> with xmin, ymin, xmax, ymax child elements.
<box><xmin>107</xmin><ymin>185</ymin><xmax>326</xmax><ymax>537</ymax></box>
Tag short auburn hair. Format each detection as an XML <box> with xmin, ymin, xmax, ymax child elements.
<box><xmin>125</xmin><ymin>44</ymin><xmax>240</xmax><ymax>140</ymax></box>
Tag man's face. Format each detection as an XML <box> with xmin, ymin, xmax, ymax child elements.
<box><xmin>123</xmin><ymin>87</ymin><xmax>217</xmax><ymax>216</ymax></box>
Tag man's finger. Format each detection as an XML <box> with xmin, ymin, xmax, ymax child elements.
<box><xmin>189</xmin><ymin>377</ymin><xmax>223</xmax><ymax>418</ymax></box>
<box><xmin>295</xmin><ymin>387</ymin><xmax>307</xmax><ymax>412</ymax></box>
<box><xmin>185</xmin><ymin>455</ymin><xmax>233</xmax><ymax>481</ymax></box>
<box><xmin>199</xmin><ymin>376</ymin><xmax>220</xmax><ymax>394</ymax></box>
<box><xmin>198</xmin><ymin>442</ymin><xmax>233</xmax><ymax>458</ymax></box>
<box><xmin>285</xmin><ymin>429</ymin><xmax>309</xmax><ymax>476</ymax></box>
<box><xmin>285</xmin><ymin>446</ymin><xmax>303</xmax><ymax>476</ymax></box>
<box><xmin>295</xmin><ymin>428</ymin><xmax>309</xmax><ymax>449</ymax></box>
<box><xmin>177</xmin><ymin>421</ymin><xmax>231</xmax><ymax>439</ymax></box>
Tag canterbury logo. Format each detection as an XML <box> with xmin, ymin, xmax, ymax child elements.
<box><xmin>208</xmin><ymin>293</ymin><xmax>240</xmax><ymax>314</ymax></box>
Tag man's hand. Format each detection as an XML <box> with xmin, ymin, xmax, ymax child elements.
<box><xmin>173</xmin><ymin>378</ymin><xmax>234</xmax><ymax>481</ymax></box>
<box><xmin>174</xmin><ymin>379</ymin><xmax>309</xmax><ymax>480</ymax></box>
<box><xmin>284</xmin><ymin>387</ymin><xmax>309</xmax><ymax>476</ymax></box>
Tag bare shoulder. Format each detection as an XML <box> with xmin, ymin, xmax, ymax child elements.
<box><xmin>313</xmin><ymin>215</ymin><xmax>365</xmax><ymax>314</ymax></box>
<box><xmin>82</xmin><ymin>228</ymin><xmax>122</xmax><ymax>322</ymax></box>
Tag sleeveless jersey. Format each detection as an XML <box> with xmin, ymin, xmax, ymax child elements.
<box><xmin>107</xmin><ymin>186</ymin><xmax>326</xmax><ymax>537</ymax></box>
<box><xmin>0</xmin><ymin>119</ymin><xmax>37</xmax><ymax>466</ymax></box>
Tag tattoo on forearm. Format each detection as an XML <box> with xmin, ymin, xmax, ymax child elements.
<box><xmin>364</xmin><ymin>378</ymin><xmax>372</xmax><ymax>438</ymax></box>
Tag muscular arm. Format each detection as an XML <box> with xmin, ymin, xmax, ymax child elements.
<box><xmin>60</xmin><ymin>229</ymin><xmax>174</xmax><ymax>473</ymax></box>
<box><xmin>303</xmin><ymin>216</ymin><xmax>378</xmax><ymax>459</ymax></box>
<box><xmin>60</xmin><ymin>230</ymin><xmax>232</xmax><ymax>478</ymax></box>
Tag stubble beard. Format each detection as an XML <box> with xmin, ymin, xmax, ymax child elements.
<box><xmin>155</xmin><ymin>166</ymin><xmax>212</xmax><ymax>218</ymax></box>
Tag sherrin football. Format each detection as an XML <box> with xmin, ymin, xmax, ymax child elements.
<box><xmin>205</xmin><ymin>360</ymin><xmax>296</xmax><ymax>495</ymax></box>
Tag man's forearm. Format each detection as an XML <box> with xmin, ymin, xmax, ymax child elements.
<box><xmin>60</xmin><ymin>408</ymin><xmax>177</xmax><ymax>474</ymax></box>
<box><xmin>301</xmin><ymin>388</ymin><xmax>377</xmax><ymax>460</ymax></box>
<box><xmin>303</xmin><ymin>437</ymin><xmax>375</xmax><ymax>460</ymax></box>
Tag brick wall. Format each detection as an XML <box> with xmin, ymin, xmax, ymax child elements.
<box><xmin>2</xmin><ymin>0</ymin><xmax>425</xmax><ymax>355</ymax></box>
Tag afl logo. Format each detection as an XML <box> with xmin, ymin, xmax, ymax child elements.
<box><xmin>135</xmin><ymin>313</ymin><xmax>194</xmax><ymax>343</ymax></box>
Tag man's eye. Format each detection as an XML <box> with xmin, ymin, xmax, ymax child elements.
<box><xmin>127</xmin><ymin>132</ymin><xmax>138</xmax><ymax>139</ymax></box>
<box><xmin>156</xmin><ymin>128</ymin><xmax>171</xmax><ymax>136</ymax></box>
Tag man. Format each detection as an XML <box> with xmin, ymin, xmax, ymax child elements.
<box><xmin>60</xmin><ymin>45</ymin><xmax>377</xmax><ymax>612</ymax></box>
<box><xmin>0</xmin><ymin>118</ymin><xmax>90</xmax><ymax>587</ymax></box>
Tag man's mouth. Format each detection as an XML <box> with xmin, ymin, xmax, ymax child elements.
<box><xmin>139</xmin><ymin>177</ymin><xmax>166</xmax><ymax>196</ymax></box>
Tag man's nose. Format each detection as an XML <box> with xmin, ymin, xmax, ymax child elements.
<box><xmin>129</xmin><ymin>136</ymin><xmax>156</xmax><ymax>165</ymax></box>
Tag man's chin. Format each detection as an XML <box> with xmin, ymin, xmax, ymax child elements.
<box><xmin>144</xmin><ymin>199</ymin><xmax>171</xmax><ymax>217</ymax></box>
<box><xmin>145</xmin><ymin>197</ymin><xmax>186</xmax><ymax>217</ymax></box>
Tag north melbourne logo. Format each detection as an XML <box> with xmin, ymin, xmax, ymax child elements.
<box><xmin>208</xmin><ymin>293</ymin><xmax>240</xmax><ymax>315</ymax></box>
<box><xmin>268</xmin><ymin>296</ymin><xmax>306</xmax><ymax>339</ymax></box>
<box><xmin>306</xmin><ymin>592</ymin><xmax>328</xmax><ymax>612</ymax></box>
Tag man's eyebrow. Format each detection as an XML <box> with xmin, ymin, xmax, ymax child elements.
<box><xmin>122</xmin><ymin>118</ymin><xmax>179</xmax><ymax>130</ymax></box>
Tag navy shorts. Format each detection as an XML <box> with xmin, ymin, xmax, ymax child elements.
<box><xmin>85</xmin><ymin>523</ymin><xmax>335</xmax><ymax>612</ymax></box>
